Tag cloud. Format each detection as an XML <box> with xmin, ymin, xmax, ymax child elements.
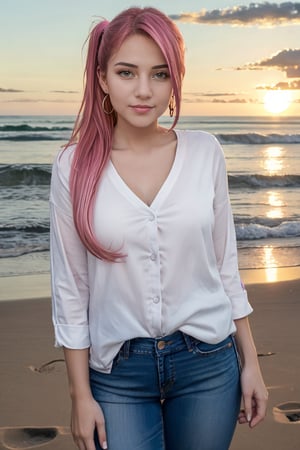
<box><xmin>234</xmin><ymin>48</ymin><xmax>300</xmax><ymax>77</ymax></box>
<box><xmin>182</xmin><ymin>94</ymin><xmax>258</xmax><ymax>104</ymax></box>
<box><xmin>169</xmin><ymin>2</ymin><xmax>300</xmax><ymax>27</ymax></box>
<box><xmin>0</xmin><ymin>87</ymin><xmax>24</xmax><ymax>93</ymax></box>
<box><xmin>50</xmin><ymin>90</ymin><xmax>79</xmax><ymax>94</ymax></box>
<box><xmin>184</xmin><ymin>91</ymin><xmax>237</xmax><ymax>97</ymax></box>
<box><xmin>211</xmin><ymin>98</ymin><xmax>249</xmax><ymax>103</ymax></box>
<box><xmin>256</xmin><ymin>79</ymin><xmax>300</xmax><ymax>89</ymax></box>
<box><xmin>4</xmin><ymin>98</ymin><xmax>79</xmax><ymax>103</ymax></box>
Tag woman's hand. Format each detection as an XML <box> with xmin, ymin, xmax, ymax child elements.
<box><xmin>238</xmin><ymin>364</ymin><xmax>268</xmax><ymax>428</ymax></box>
<box><xmin>62</xmin><ymin>348</ymin><xmax>107</xmax><ymax>449</ymax></box>
<box><xmin>233</xmin><ymin>317</ymin><xmax>268</xmax><ymax>429</ymax></box>
<box><xmin>71</xmin><ymin>395</ymin><xmax>107</xmax><ymax>450</ymax></box>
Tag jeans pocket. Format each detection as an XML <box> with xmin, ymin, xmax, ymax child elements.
<box><xmin>192</xmin><ymin>336</ymin><xmax>233</xmax><ymax>357</ymax></box>
<box><xmin>111</xmin><ymin>348</ymin><xmax>127</xmax><ymax>370</ymax></box>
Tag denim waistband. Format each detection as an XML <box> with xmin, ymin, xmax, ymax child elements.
<box><xmin>119</xmin><ymin>331</ymin><xmax>200</xmax><ymax>358</ymax></box>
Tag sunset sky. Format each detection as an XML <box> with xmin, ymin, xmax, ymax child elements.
<box><xmin>1</xmin><ymin>0</ymin><xmax>300</xmax><ymax>116</ymax></box>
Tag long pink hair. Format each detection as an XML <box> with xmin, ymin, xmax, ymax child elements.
<box><xmin>68</xmin><ymin>7</ymin><xmax>185</xmax><ymax>261</ymax></box>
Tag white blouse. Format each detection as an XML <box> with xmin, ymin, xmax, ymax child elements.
<box><xmin>50</xmin><ymin>129</ymin><xmax>252</xmax><ymax>373</ymax></box>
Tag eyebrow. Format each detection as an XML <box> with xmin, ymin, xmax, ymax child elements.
<box><xmin>114</xmin><ymin>62</ymin><xmax>169</xmax><ymax>70</ymax></box>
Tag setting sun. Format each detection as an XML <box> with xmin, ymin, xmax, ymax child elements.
<box><xmin>263</xmin><ymin>90</ymin><xmax>292</xmax><ymax>114</ymax></box>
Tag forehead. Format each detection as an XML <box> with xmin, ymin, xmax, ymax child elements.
<box><xmin>109</xmin><ymin>34</ymin><xmax>167</xmax><ymax>66</ymax></box>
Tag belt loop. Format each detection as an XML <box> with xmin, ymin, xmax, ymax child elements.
<box><xmin>123</xmin><ymin>339</ymin><xmax>131</xmax><ymax>359</ymax></box>
<box><xmin>181</xmin><ymin>332</ymin><xmax>193</xmax><ymax>352</ymax></box>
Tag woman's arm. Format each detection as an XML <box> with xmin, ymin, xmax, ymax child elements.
<box><xmin>64</xmin><ymin>348</ymin><xmax>107</xmax><ymax>450</ymax></box>
<box><xmin>234</xmin><ymin>317</ymin><xmax>268</xmax><ymax>428</ymax></box>
<box><xmin>51</xmin><ymin>151</ymin><xmax>108</xmax><ymax>449</ymax></box>
<box><xmin>210</xmin><ymin>139</ymin><xmax>268</xmax><ymax>425</ymax></box>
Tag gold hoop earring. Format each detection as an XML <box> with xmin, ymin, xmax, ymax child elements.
<box><xmin>169</xmin><ymin>94</ymin><xmax>175</xmax><ymax>117</ymax></box>
<box><xmin>102</xmin><ymin>94</ymin><xmax>114</xmax><ymax>115</ymax></box>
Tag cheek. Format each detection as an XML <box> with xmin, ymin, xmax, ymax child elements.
<box><xmin>104</xmin><ymin>71</ymin><xmax>124</xmax><ymax>93</ymax></box>
<box><xmin>159</xmin><ymin>83</ymin><xmax>172</xmax><ymax>99</ymax></box>
<box><xmin>105</xmin><ymin>79</ymin><xmax>125</xmax><ymax>100</ymax></box>
<box><xmin>159</xmin><ymin>86</ymin><xmax>173</xmax><ymax>105</ymax></box>
<box><xmin>108</xmin><ymin>88</ymin><xmax>125</xmax><ymax>106</ymax></box>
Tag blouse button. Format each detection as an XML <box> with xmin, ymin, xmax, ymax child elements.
<box><xmin>153</xmin><ymin>296</ymin><xmax>160</xmax><ymax>304</ymax></box>
<box><xmin>150</xmin><ymin>253</ymin><xmax>156</xmax><ymax>261</ymax></box>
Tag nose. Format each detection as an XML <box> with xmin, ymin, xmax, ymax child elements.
<box><xmin>135</xmin><ymin>74</ymin><xmax>152</xmax><ymax>98</ymax></box>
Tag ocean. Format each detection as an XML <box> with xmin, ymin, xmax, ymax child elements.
<box><xmin>0</xmin><ymin>115</ymin><xmax>299</xmax><ymax>278</ymax></box>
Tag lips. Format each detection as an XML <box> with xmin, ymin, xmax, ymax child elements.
<box><xmin>130</xmin><ymin>105</ymin><xmax>153</xmax><ymax>113</ymax></box>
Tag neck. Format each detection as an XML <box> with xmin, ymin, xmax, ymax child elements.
<box><xmin>112</xmin><ymin>120</ymin><xmax>169</xmax><ymax>153</ymax></box>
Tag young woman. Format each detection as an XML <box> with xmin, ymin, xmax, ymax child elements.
<box><xmin>50</xmin><ymin>7</ymin><xmax>268</xmax><ymax>450</ymax></box>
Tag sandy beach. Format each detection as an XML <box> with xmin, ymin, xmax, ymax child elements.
<box><xmin>0</xmin><ymin>274</ymin><xmax>299</xmax><ymax>450</ymax></box>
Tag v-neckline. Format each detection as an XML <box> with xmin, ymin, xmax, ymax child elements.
<box><xmin>107</xmin><ymin>129</ymin><xmax>184</xmax><ymax>211</ymax></box>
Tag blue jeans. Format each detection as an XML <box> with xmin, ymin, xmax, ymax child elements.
<box><xmin>90</xmin><ymin>331</ymin><xmax>241</xmax><ymax>450</ymax></box>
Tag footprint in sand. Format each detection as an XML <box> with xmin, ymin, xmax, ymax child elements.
<box><xmin>28</xmin><ymin>359</ymin><xmax>65</xmax><ymax>374</ymax></box>
<box><xmin>273</xmin><ymin>402</ymin><xmax>300</xmax><ymax>424</ymax></box>
<box><xmin>0</xmin><ymin>426</ymin><xmax>69</xmax><ymax>449</ymax></box>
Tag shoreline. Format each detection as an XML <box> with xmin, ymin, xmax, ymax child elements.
<box><xmin>1</xmin><ymin>266</ymin><xmax>300</xmax><ymax>302</ymax></box>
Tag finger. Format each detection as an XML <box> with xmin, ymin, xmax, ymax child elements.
<box><xmin>97</xmin><ymin>433</ymin><xmax>107</xmax><ymax>449</ymax></box>
<box><xmin>238</xmin><ymin>408</ymin><xmax>246</xmax><ymax>417</ymax></box>
<box><xmin>250</xmin><ymin>412</ymin><xmax>264</xmax><ymax>428</ymax></box>
<box><xmin>76</xmin><ymin>439</ymin><xmax>87</xmax><ymax>450</ymax></box>
<box><xmin>243</xmin><ymin>393</ymin><xmax>253</xmax><ymax>423</ymax></box>
<box><xmin>237</xmin><ymin>408</ymin><xmax>250</xmax><ymax>425</ymax></box>
<box><xmin>73</xmin><ymin>433</ymin><xmax>96</xmax><ymax>450</ymax></box>
<box><xmin>84</xmin><ymin>437</ymin><xmax>97</xmax><ymax>450</ymax></box>
<box><xmin>96</xmin><ymin>422</ymin><xmax>107</xmax><ymax>450</ymax></box>
<box><xmin>238</xmin><ymin>410</ymin><xmax>246</xmax><ymax>420</ymax></box>
<box><xmin>238</xmin><ymin>417</ymin><xmax>248</xmax><ymax>425</ymax></box>
<box><xmin>250</xmin><ymin>398</ymin><xmax>267</xmax><ymax>428</ymax></box>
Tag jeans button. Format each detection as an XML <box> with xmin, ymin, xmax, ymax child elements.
<box><xmin>157</xmin><ymin>341</ymin><xmax>166</xmax><ymax>350</ymax></box>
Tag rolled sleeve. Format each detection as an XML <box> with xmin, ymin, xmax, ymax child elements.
<box><xmin>229</xmin><ymin>289</ymin><xmax>253</xmax><ymax>319</ymax></box>
<box><xmin>54</xmin><ymin>324</ymin><xmax>90</xmax><ymax>349</ymax></box>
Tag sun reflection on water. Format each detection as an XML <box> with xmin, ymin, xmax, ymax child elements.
<box><xmin>266</xmin><ymin>191</ymin><xmax>285</xmax><ymax>219</ymax></box>
<box><xmin>263</xmin><ymin>246</ymin><xmax>278</xmax><ymax>282</ymax></box>
<box><xmin>262</xmin><ymin>146</ymin><xmax>284</xmax><ymax>174</ymax></box>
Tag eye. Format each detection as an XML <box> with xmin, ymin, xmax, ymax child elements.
<box><xmin>117</xmin><ymin>70</ymin><xmax>134</xmax><ymax>78</ymax></box>
<box><xmin>153</xmin><ymin>71</ymin><xmax>170</xmax><ymax>80</ymax></box>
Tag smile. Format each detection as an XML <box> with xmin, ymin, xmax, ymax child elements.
<box><xmin>130</xmin><ymin>105</ymin><xmax>154</xmax><ymax>113</ymax></box>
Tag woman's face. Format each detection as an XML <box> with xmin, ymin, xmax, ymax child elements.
<box><xmin>99</xmin><ymin>33</ymin><xmax>172</xmax><ymax>129</ymax></box>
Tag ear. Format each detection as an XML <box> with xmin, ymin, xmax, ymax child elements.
<box><xmin>97</xmin><ymin>67</ymin><xmax>108</xmax><ymax>94</ymax></box>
